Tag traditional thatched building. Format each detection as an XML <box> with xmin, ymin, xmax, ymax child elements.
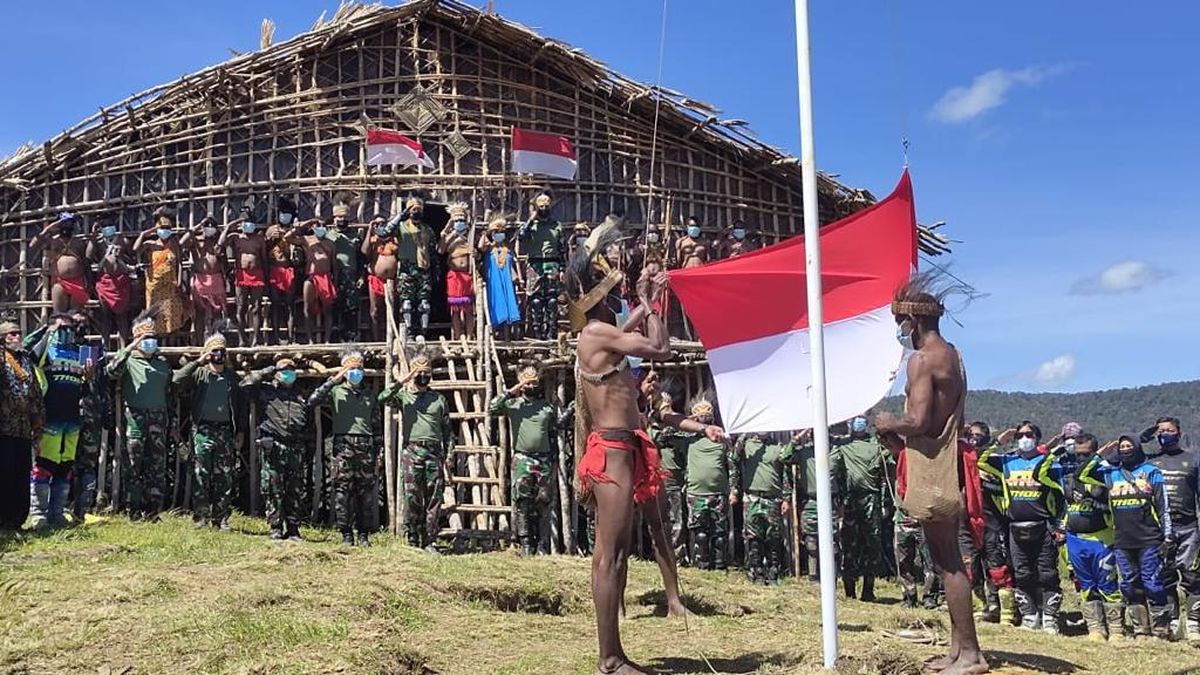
<box><xmin>0</xmin><ymin>0</ymin><xmax>948</xmax><ymax>552</ymax></box>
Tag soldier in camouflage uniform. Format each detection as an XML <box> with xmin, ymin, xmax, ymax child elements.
<box><xmin>489</xmin><ymin>364</ymin><xmax>557</xmax><ymax>556</ymax></box>
<box><xmin>308</xmin><ymin>350</ymin><xmax>382</xmax><ymax>546</ymax></box>
<box><xmin>105</xmin><ymin>309</ymin><xmax>173</xmax><ymax>519</ymax></box>
<box><xmin>328</xmin><ymin>201</ymin><xmax>363</xmax><ymax>341</ymax></box>
<box><xmin>735</xmin><ymin>432</ymin><xmax>795</xmax><ymax>584</ymax></box>
<box><xmin>73</xmin><ymin>311</ymin><xmax>111</xmax><ymax>519</ymax></box>
<box><xmin>379</xmin><ymin>353</ymin><xmax>454</xmax><ymax>550</ymax></box>
<box><xmin>391</xmin><ymin>197</ymin><xmax>435</xmax><ymax>335</ymax></box>
<box><xmin>518</xmin><ymin>190</ymin><xmax>565</xmax><ymax>340</ymax></box>
<box><xmin>683</xmin><ymin>398</ymin><xmax>739</xmax><ymax>571</ymax></box>
<box><xmin>891</xmin><ymin>448</ymin><xmax>938</xmax><ymax>607</ymax></box>
<box><xmin>795</xmin><ymin>429</ymin><xmax>845</xmax><ymax>582</ymax></box>
<box><xmin>242</xmin><ymin>357</ymin><xmax>311</xmax><ymax>540</ymax></box>
<box><xmin>173</xmin><ymin>331</ymin><xmax>242</xmax><ymax>529</ymax></box>
<box><xmin>838</xmin><ymin>414</ymin><xmax>888</xmax><ymax>601</ymax></box>
<box><xmin>650</xmin><ymin>392</ymin><xmax>689</xmax><ymax>565</ymax></box>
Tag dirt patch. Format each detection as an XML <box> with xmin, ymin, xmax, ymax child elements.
<box><xmin>836</xmin><ymin>647</ymin><xmax>923</xmax><ymax>675</ymax></box>
<box><xmin>441</xmin><ymin>581</ymin><xmax>581</xmax><ymax>616</ymax></box>
<box><xmin>379</xmin><ymin>648</ymin><xmax>438</xmax><ymax>674</ymax></box>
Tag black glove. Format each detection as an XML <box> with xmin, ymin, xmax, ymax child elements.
<box><xmin>1140</xmin><ymin>426</ymin><xmax>1158</xmax><ymax>445</ymax></box>
<box><xmin>1161</xmin><ymin>537</ymin><xmax>1178</xmax><ymax>563</ymax></box>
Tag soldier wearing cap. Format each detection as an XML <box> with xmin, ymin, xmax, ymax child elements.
<box><xmin>490</xmin><ymin>364</ymin><xmax>558</xmax><ymax>555</ymax></box>
<box><xmin>242</xmin><ymin>356</ymin><xmax>312</xmax><ymax>540</ymax></box>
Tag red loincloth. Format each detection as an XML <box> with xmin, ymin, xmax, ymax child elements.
<box><xmin>309</xmin><ymin>272</ymin><xmax>337</xmax><ymax>312</ymax></box>
<box><xmin>190</xmin><ymin>272</ymin><xmax>227</xmax><ymax>314</ymax></box>
<box><xmin>446</xmin><ymin>269</ymin><xmax>474</xmax><ymax>307</ymax></box>
<box><xmin>269</xmin><ymin>266</ymin><xmax>296</xmax><ymax>295</ymax></box>
<box><xmin>578</xmin><ymin>429</ymin><xmax>666</xmax><ymax>505</ymax></box>
<box><xmin>95</xmin><ymin>273</ymin><xmax>131</xmax><ymax>314</ymax></box>
<box><xmin>235</xmin><ymin>267</ymin><xmax>266</xmax><ymax>289</ymax></box>
<box><xmin>368</xmin><ymin>273</ymin><xmax>393</xmax><ymax>298</ymax></box>
<box><xmin>56</xmin><ymin>276</ymin><xmax>89</xmax><ymax>306</ymax></box>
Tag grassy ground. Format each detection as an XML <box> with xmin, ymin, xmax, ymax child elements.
<box><xmin>2</xmin><ymin>515</ymin><xmax>1200</xmax><ymax>675</ymax></box>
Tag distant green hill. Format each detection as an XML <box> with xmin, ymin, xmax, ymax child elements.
<box><xmin>880</xmin><ymin>380</ymin><xmax>1200</xmax><ymax>444</ymax></box>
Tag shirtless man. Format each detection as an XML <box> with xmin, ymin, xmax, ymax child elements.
<box><xmin>875</xmin><ymin>276</ymin><xmax>987</xmax><ymax>675</ymax></box>
<box><xmin>674</xmin><ymin>217</ymin><xmax>709</xmax><ymax>270</ymax></box>
<box><xmin>289</xmin><ymin>218</ymin><xmax>337</xmax><ymax>344</ymax></box>
<box><xmin>438</xmin><ymin>203</ymin><xmax>475</xmax><ymax>341</ymax></box>
<box><xmin>229</xmin><ymin>207</ymin><xmax>268</xmax><ymax>347</ymax></box>
<box><xmin>31</xmin><ymin>212</ymin><xmax>91</xmax><ymax>314</ymax></box>
<box><xmin>568</xmin><ymin>222</ymin><xmax>720</xmax><ymax>674</ymax></box>
<box><xmin>265</xmin><ymin>199</ymin><xmax>302</xmax><ymax>345</ymax></box>
<box><xmin>181</xmin><ymin>216</ymin><xmax>236</xmax><ymax>342</ymax></box>
<box><xmin>88</xmin><ymin>217</ymin><xmax>135</xmax><ymax>348</ymax></box>
<box><xmin>720</xmin><ymin>221</ymin><xmax>755</xmax><ymax>259</ymax></box>
<box><xmin>362</xmin><ymin>214</ymin><xmax>399</xmax><ymax>342</ymax></box>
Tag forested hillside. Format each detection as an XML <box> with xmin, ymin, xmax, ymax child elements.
<box><xmin>881</xmin><ymin>380</ymin><xmax>1200</xmax><ymax>444</ymax></box>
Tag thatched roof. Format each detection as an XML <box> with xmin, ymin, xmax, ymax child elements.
<box><xmin>0</xmin><ymin>0</ymin><xmax>949</xmax><ymax>254</ymax></box>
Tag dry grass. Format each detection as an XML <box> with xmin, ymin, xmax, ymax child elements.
<box><xmin>2</xmin><ymin>515</ymin><xmax>1199</xmax><ymax>675</ymax></box>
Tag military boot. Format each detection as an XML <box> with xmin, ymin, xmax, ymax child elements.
<box><xmin>861</xmin><ymin>576</ymin><xmax>877</xmax><ymax>603</ymax></box>
<box><xmin>341</xmin><ymin>529</ymin><xmax>355</xmax><ymax>546</ymax></box>
<box><xmin>1185</xmin><ymin>594</ymin><xmax>1200</xmax><ymax>642</ymax></box>
<box><xmin>1014</xmin><ymin>589</ymin><xmax>1040</xmax><ymax>630</ymax></box>
<box><xmin>902</xmin><ymin>590</ymin><xmax>918</xmax><ymax>609</ymax></box>
<box><xmin>843</xmin><ymin>576</ymin><xmax>858</xmax><ymax>600</ymax></box>
<box><xmin>978</xmin><ymin>584</ymin><xmax>1001</xmax><ymax>623</ymax></box>
<box><xmin>1129</xmin><ymin>604</ymin><xmax>1152</xmax><ymax>639</ymax></box>
<box><xmin>745</xmin><ymin>539</ymin><xmax>764</xmax><ymax>584</ymax></box>
<box><xmin>1041</xmin><ymin>591</ymin><xmax>1063</xmax><ymax>635</ymax></box>
<box><xmin>48</xmin><ymin>480</ymin><xmax>70</xmax><ymax>527</ymax></box>
<box><xmin>514</xmin><ymin>511</ymin><xmax>534</xmax><ymax>557</ymax></box>
<box><xmin>1105</xmin><ymin>602</ymin><xmax>1129</xmax><ymax>640</ymax></box>
<box><xmin>998</xmin><ymin>588</ymin><xmax>1017</xmax><ymax>626</ymax></box>
<box><xmin>691</xmin><ymin>530</ymin><xmax>710</xmax><ymax>571</ymax></box>
<box><xmin>922</xmin><ymin>592</ymin><xmax>940</xmax><ymax>610</ymax></box>
<box><xmin>1082</xmin><ymin>599</ymin><xmax>1108</xmax><ymax>641</ymax></box>
<box><xmin>28</xmin><ymin>482</ymin><xmax>51</xmax><ymax>530</ymax></box>
<box><xmin>1150</xmin><ymin>604</ymin><xmax>1174</xmax><ymax>641</ymax></box>
<box><xmin>765</xmin><ymin>539</ymin><xmax>783</xmax><ymax>585</ymax></box>
<box><xmin>358</xmin><ymin>530</ymin><xmax>371</xmax><ymax>547</ymax></box>
<box><xmin>712</xmin><ymin>534</ymin><xmax>727</xmax><ymax>571</ymax></box>
<box><xmin>807</xmin><ymin>554</ymin><xmax>821</xmax><ymax>583</ymax></box>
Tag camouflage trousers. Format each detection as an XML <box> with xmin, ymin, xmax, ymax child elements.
<box><xmin>396</xmin><ymin>261</ymin><xmax>432</xmax><ymax>329</ymax></box>
<box><xmin>895</xmin><ymin>518</ymin><xmax>936</xmax><ymax>598</ymax></box>
<box><xmin>665</xmin><ymin>485</ymin><xmax>688</xmax><ymax>564</ymax></box>
<box><xmin>334</xmin><ymin>271</ymin><xmax>361</xmax><ymax>341</ymax></box>
<box><xmin>841</xmin><ymin>489</ymin><xmax>885</xmax><ymax>579</ymax></box>
<box><xmin>402</xmin><ymin>442</ymin><xmax>446</xmax><ymax>548</ymax></box>
<box><xmin>687</xmin><ymin>493</ymin><xmax>729</xmax><ymax>571</ymax></box>
<box><xmin>802</xmin><ymin>499</ymin><xmax>841</xmax><ymax>578</ymax></box>
<box><xmin>744</xmin><ymin>493</ymin><xmax>786</xmax><ymax>545</ymax></box>
<box><xmin>259</xmin><ymin>433</ymin><xmax>305</xmax><ymax>534</ymax></box>
<box><xmin>123</xmin><ymin>407</ymin><xmax>171</xmax><ymax>518</ymax></box>
<box><xmin>192</xmin><ymin>421</ymin><xmax>236</xmax><ymax>525</ymax></box>
<box><xmin>73</xmin><ymin>424</ymin><xmax>103</xmax><ymax>518</ymax></box>
<box><xmin>525</xmin><ymin>260</ymin><xmax>562</xmax><ymax>340</ymax></box>
<box><xmin>331</xmin><ymin>434</ymin><xmax>379</xmax><ymax>535</ymax></box>
<box><xmin>511</xmin><ymin>452</ymin><xmax>554</xmax><ymax>544</ymax></box>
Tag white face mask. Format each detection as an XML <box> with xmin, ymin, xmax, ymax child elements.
<box><xmin>279</xmin><ymin>213</ymin><xmax>294</xmax><ymax>226</ymax></box>
<box><xmin>202</xmin><ymin>226</ymin><xmax>218</xmax><ymax>239</ymax></box>
<box><xmin>896</xmin><ymin>321</ymin><xmax>915</xmax><ymax>351</ymax></box>
<box><xmin>1017</xmin><ymin>437</ymin><xmax>1037</xmax><ymax>454</ymax></box>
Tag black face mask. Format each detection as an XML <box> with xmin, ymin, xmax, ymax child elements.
<box><xmin>54</xmin><ymin>327</ymin><xmax>76</xmax><ymax>345</ymax></box>
<box><xmin>415</xmin><ymin>374</ymin><xmax>432</xmax><ymax>387</ymax></box>
<box><xmin>59</xmin><ymin>227</ymin><xmax>75</xmax><ymax>238</ymax></box>
<box><xmin>210</xmin><ymin>351</ymin><xmax>227</xmax><ymax>365</ymax></box>
<box><xmin>525</xmin><ymin>387</ymin><xmax>544</xmax><ymax>399</ymax></box>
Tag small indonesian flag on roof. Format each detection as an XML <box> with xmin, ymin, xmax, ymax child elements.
<box><xmin>668</xmin><ymin>171</ymin><xmax>919</xmax><ymax>433</ymax></box>
<box><xmin>366</xmin><ymin>129</ymin><xmax>435</xmax><ymax>169</ymax></box>
<box><xmin>511</xmin><ymin>127</ymin><xmax>577</xmax><ymax>180</ymax></box>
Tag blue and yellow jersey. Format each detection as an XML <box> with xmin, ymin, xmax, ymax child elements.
<box><xmin>1079</xmin><ymin>456</ymin><xmax>1171</xmax><ymax>549</ymax></box>
<box><xmin>978</xmin><ymin>449</ymin><xmax>1064</xmax><ymax>523</ymax></box>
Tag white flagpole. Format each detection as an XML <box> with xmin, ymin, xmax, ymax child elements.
<box><xmin>794</xmin><ymin>0</ymin><xmax>838</xmax><ymax>668</ymax></box>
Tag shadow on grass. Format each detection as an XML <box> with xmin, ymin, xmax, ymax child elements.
<box><xmin>983</xmin><ymin>650</ymin><xmax>1081</xmax><ymax>674</ymax></box>
<box><xmin>647</xmin><ymin>652</ymin><xmax>802</xmax><ymax>674</ymax></box>
<box><xmin>634</xmin><ymin>589</ymin><xmax>731</xmax><ymax>617</ymax></box>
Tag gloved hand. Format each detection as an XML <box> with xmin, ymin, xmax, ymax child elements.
<box><xmin>1161</xmin><ymin>537</ymin><xmax>1178</xmax><ymax>563</ymax></box>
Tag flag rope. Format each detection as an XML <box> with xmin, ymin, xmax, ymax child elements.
<box><xmin>646</xmin><ymin>0</ymin><xmax>669</xmax><ymax>233</ymax></box>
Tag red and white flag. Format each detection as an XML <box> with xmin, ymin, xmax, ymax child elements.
<box><xmin>366</xmin><ymin>129</ymin><xmax>435</xmax><ymax>169</ymax></box>
<box><xmin>511</xmin><ymin>127</ymin><xmax>577</xmax><ymax>180</ymax></box>
<box><xmin>668</xmin><ymin>171</ymin><xmax>918</xmax><ymax>433</ymax></box>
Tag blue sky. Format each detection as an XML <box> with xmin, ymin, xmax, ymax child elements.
<box><xmin>3</xmin><ymin>1</ymin><xmax>1196</xmax><ymax>393</ymax></box>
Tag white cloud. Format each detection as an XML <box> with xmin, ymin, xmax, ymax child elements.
<box><xmin>1070</xmin><ymin>260</ymin><xmax>1170</xmax><ymax>295</ymax></box>
<box><xmin>1033</xmin><ymin>354</ymin><xmax>1077</xmax><ymax>387</ymax></box>
<box><xmin>929</xmin><ymin>65</ymin><xmax>1069</xmax><ymax>124</ymax></box>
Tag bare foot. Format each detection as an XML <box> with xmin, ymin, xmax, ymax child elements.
<box><xmin>923</xmin><ymin>652</ymin><xmax>958</xmax><ymax>673</ymax></box>
<box><xmin>939</xmin><ymin>654</ymin><xmax>989</xmax><ymax>675</ymax></box>
<box><xmin>666</xmin><ymin>600</ymin><xmax>688</xmax><ymax>618</ymax></box>
<box><xmin>597</xmin><ymin>658</ymin><xmax>657</xmax><ymax>674</ymax></box>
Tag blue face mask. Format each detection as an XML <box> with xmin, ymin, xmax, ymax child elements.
<box><xmin>279</xmin><ymin>213</ymin><xmax>294</xmax><ymax>226</ymax></box>
<box><xmin>453</xmin><ymin>220</ymin><xmax>468</xmax><ymax>233</ymax></box>
<box><xmin>101</xmin><ymin>225</ymin><xmax>118</xmax><ymax>239</ymax></box>
<box><xmin>1159</xmin><ymin>433</ymin><xmax>1180</xmax><ymax>448</ymax></box>
<box><xmin>314</xmin><ymin>227</ymin><xmax>328</xmax><ymax>239</ymax></box>
<box><xmin>493</xmin><ymin>232</ymin><xmax>507</xmax><ymax>244</ymax></box>
<box><xmin>687</xmin><ymin>226</ymin><xmax>701</xmax><ymax>238</ymax></box>
<box><xmin>646</xmin><ymin>232</ymin><xmax>660</xmax><ymax>243</ymax></box>
<box><xmin>140</xmin><ymin>337</ymin><xmax>159</xmax><ymax>355</ymax></box>
<box><xmin>376</xmin><ymin>225</ymin><xmax>392</xmax><ymax>237</ymax></box>
<box><xmin>732</xmin><ymin>228</ymin><xmax>746</xmax><ymax>240</ymax></box>
<box><xmin>277</xmin><ymin>370</ymin><xmax>297</xmax><ymax>386</ymax></box>
<box><xmin>242</xmin><ymin>222</ymin><xmax>257</xmax><ymax>234</ymax></box>
<box><xmin>896</xmin><ymin>322</ymin><xmax>915</xmax><ymax>351</ymax></box>
<box><xmin>346</xmin><ymin>368</ymin><xmax>365</xmax><ymax>386</ymax></box>
<box><xmin>157</xmin><ymin>228</ymin><xmax>173</xmax><ymax>241</ymax></box>
<box><xmin>851</xmin><ymin>417</ymin><xmax>868</xmax><ymax>433</ymax></box>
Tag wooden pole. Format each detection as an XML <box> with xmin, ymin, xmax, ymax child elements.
<box><xmin>312</xmin><ymin>410</ymin><xmax>324</xmax><ymax>523</ymax></box>
<box><xmin>555</xmin><ymin>369</ymin><xmax>572</xmax><ymax>554</ymax></box>
<box><xmin>248</xmin><ymin>405</ymin><xmax>259</xmax><ymax>515</ymax></box>
<box><xmin>792</xmin><ymin>462</ymin><xmax>802</xmax><ymax>578</ymax></box>
<box><xmin>113</xmin><ymin>393</ymin><xmax>124</xmax><ymax>509</ymax></box>
<box><xmin>383</xmin><ymin>280</ymin><xmax>398</xmax><ymax>535</ymax></box>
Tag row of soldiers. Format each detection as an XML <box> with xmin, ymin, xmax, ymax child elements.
<box><xmin>29</xmin><ymin>191</ymin><xmax>761</xmax><ymax>351</ymax></box>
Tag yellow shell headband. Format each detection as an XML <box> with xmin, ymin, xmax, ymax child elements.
<box><xmin>534</xmin><ymin>195</ymin><xmax>552</xmax><ymax>208</ymax></box>
<box><xmin>891</xmin><ymin>300</ymin><xmax>944</xmax><ymax>318</ymax></box>
<box><xmin>341</xmin><ymin>354</ymin><xmax>365</xmax><ymax>369</ymax></box>
<box><xmin>517</xmin><ymin>367</ymin><xmax>540</xmax><ymax>384</ymax></box>
<box><xmin>132</xmin><ymin>318</ymin><xmax>156</xmax><ymax>338</ymax></box>
<box><xmin>691</xmin><ymin>401</ymin><xmax>715</xmax><ymax>417</ymax></box>
<box><xmin>204</xmin><ymin>334</ymin><xmax>226</xmax><ymax>351</ymax></box>
<box><xmin>410</xmin><ymin>357</ymin><xmax>432</xmax><ymax>374</ymax></box>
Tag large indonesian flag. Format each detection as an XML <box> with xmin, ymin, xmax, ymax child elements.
<box><xmin>668</xmin><ymin>171</ymin><xmax>918</xmax><ymax>433</ymax></box>
<box><xmin>366</xmin><ymin>129</ymin><xmax>435</xmax><ymax>168</ymax></box>
<box><xmin>511</xmin><ymin>127</ymin><xmax>578</xmax><ymax>179</ymax></box>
